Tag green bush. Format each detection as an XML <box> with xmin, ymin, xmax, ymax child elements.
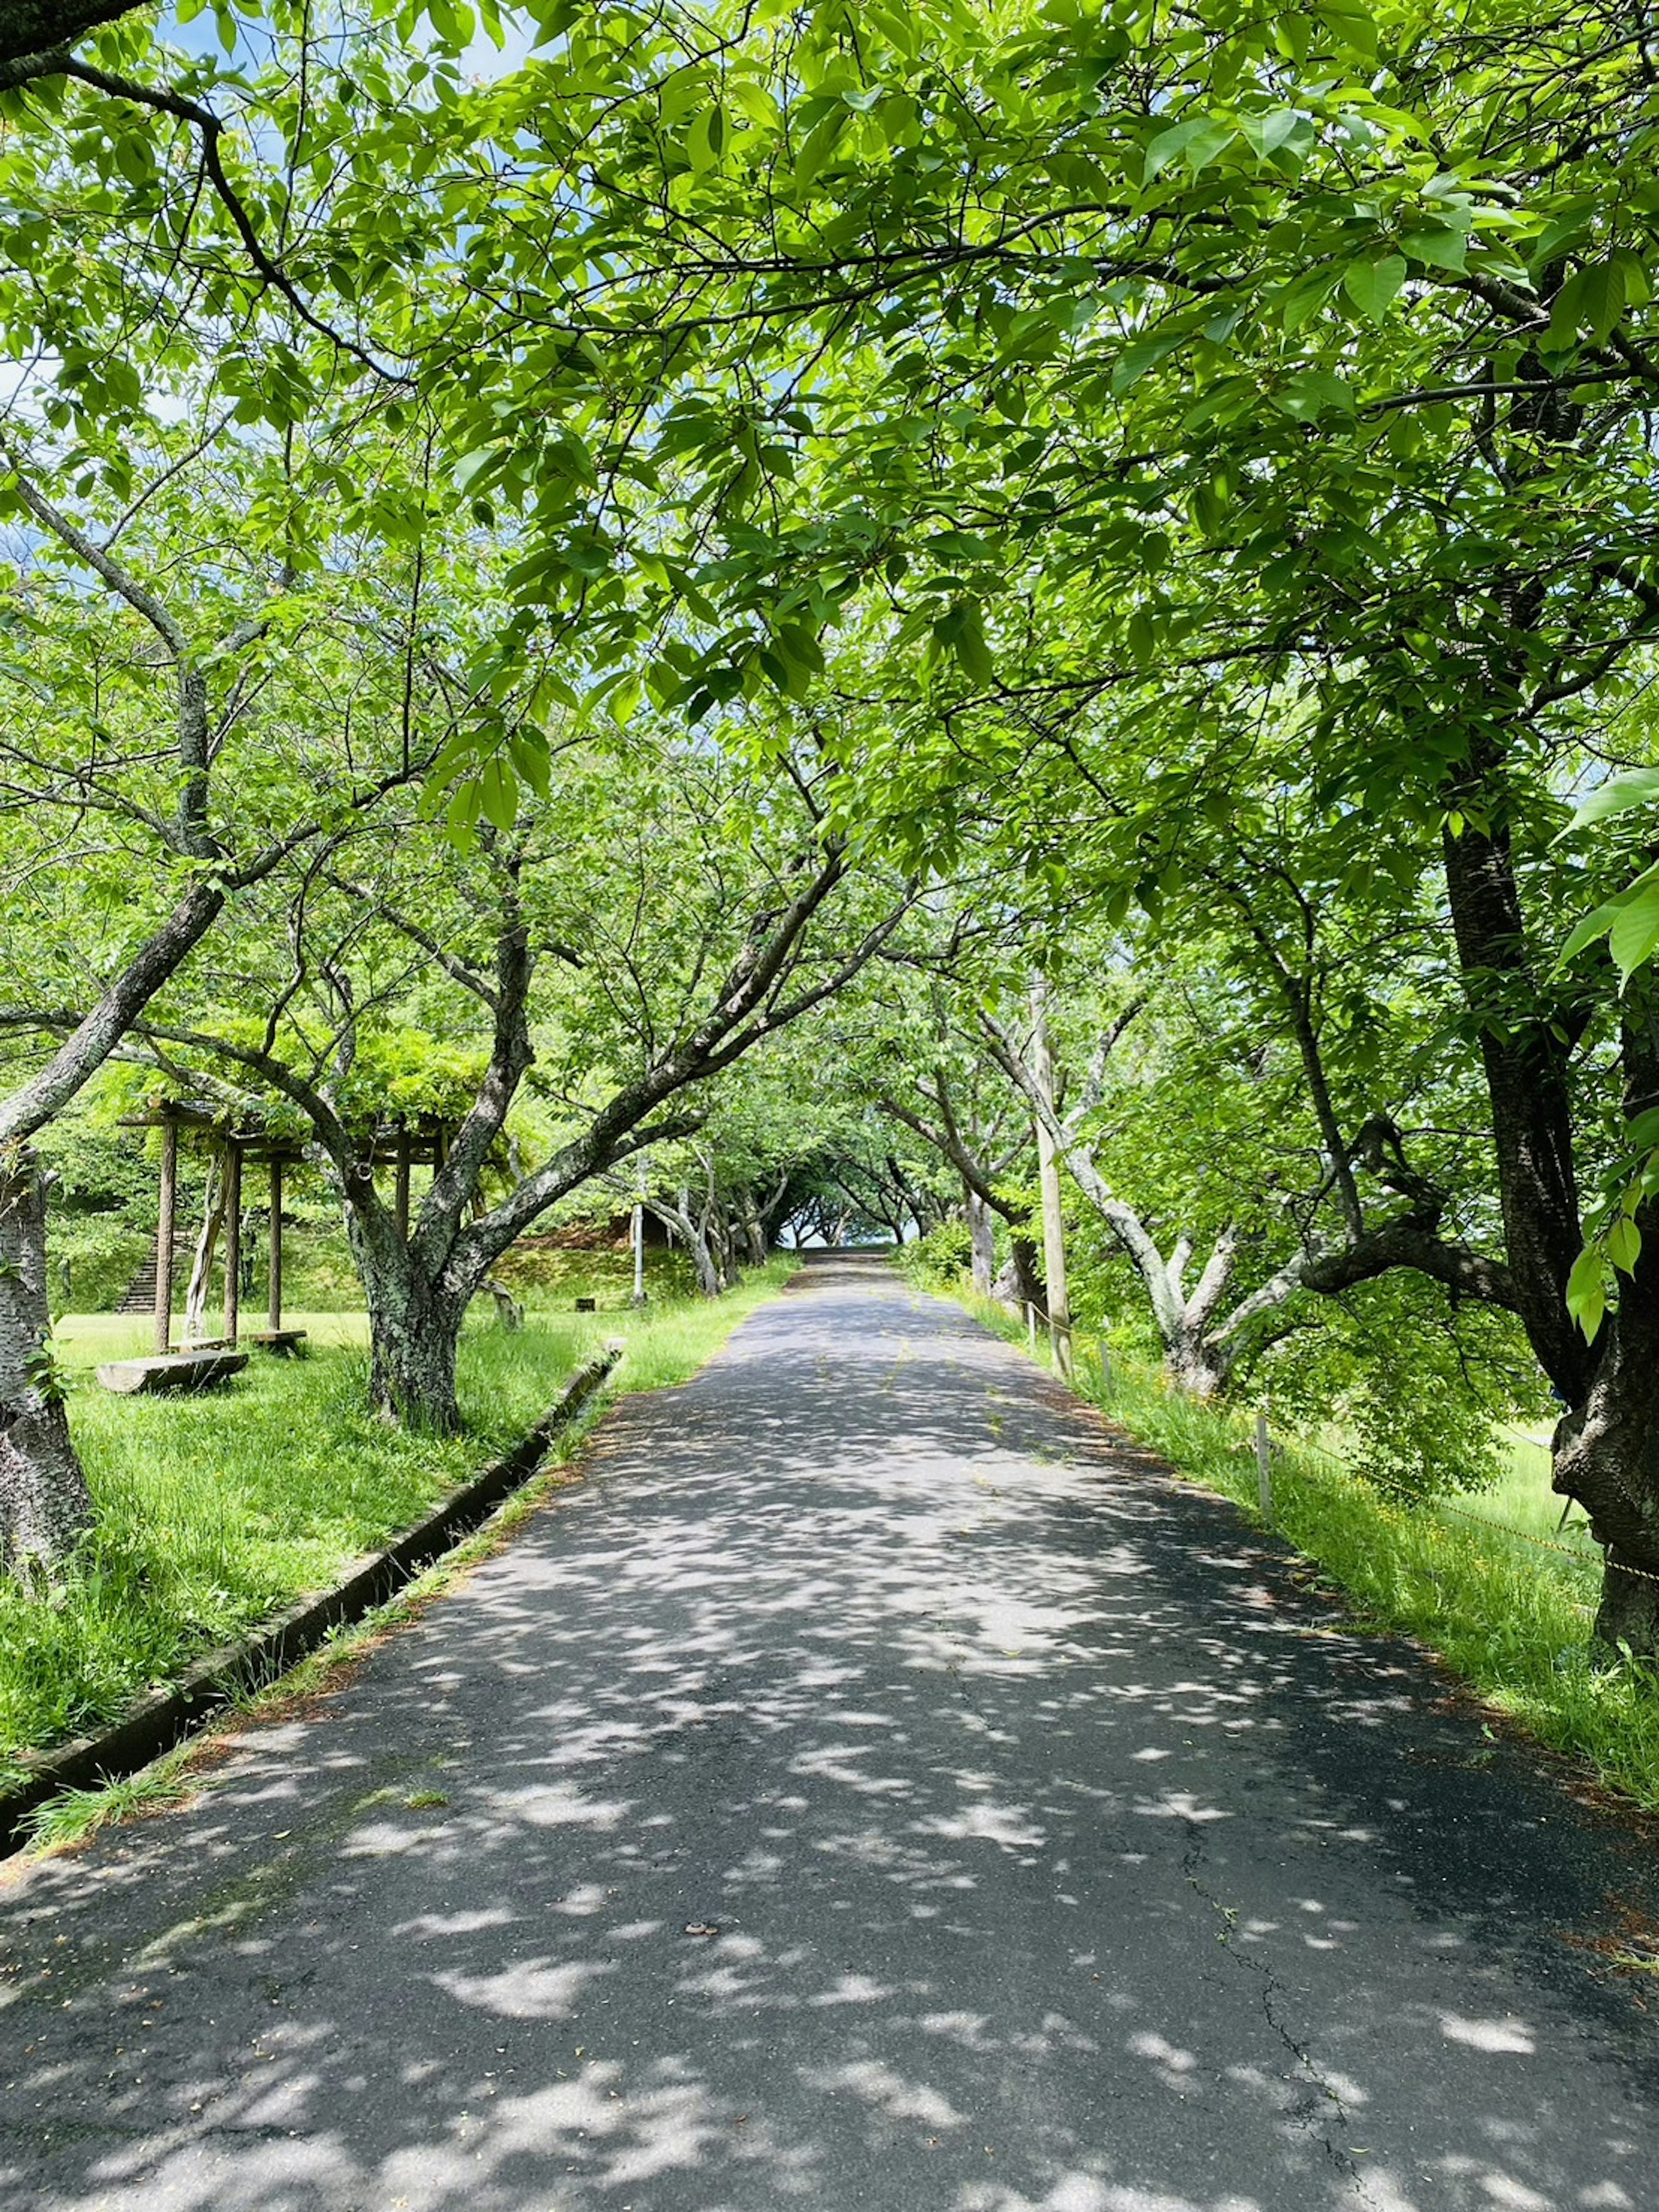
<box><xmin>895</xmin><ymin>1219</ymin><xmax>972</xmax><ymax>1290</ymax></box>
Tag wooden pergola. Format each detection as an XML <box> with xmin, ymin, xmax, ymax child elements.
<box><xmin>121</xmin><ymin>1105</ymin><xmax>456</xmax><ymax>1356</ymax></box>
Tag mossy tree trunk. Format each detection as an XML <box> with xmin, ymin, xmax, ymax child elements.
<box><xmin>0</xmin><ymin>1153</ymin><xmax>93</xmax><ymax>1573</ymax></box>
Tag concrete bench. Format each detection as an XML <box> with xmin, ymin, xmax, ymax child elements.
<box><xmin>96</xmin><ymin>1350</ymin><xmax>250</xmax><ymax>1396</ymax></box>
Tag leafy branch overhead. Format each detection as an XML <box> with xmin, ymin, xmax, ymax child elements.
<box><xmin>5</xmin><ymin>0</ymin><xmax>1659</xmax><ymax>1665</ymax></box>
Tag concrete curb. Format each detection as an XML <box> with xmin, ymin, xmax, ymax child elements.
<box><xmin>0</xmin><ymin>1343</ymin><xmax>622</xmax><ymax>1859</ymax></box>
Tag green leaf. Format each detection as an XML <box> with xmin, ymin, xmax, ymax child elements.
<box><xmin>774</xmin><ymin>622</ymin><xmax>825</xmax><ymax>676</ymax></box>
<box><xmin>793</xmin><ymin>108</ymin><xmax>847</xmax><ymax>190</ymax></box>
<box><xmin>1317</xmin><ymin>0</ymin><xmax>1378</xmax><ymax>58</ymax></box>
<box><xmin>1144</xmin><ymin>117</ymin><xmax>1235</xmax><ymax>179</ymax></box>
<box><xmin>1238</xmin><ymin>108</ymin><xmax>1304</xmax><ymax>159</ymax></box>
<box><xmin>935</xmin><ymin>600</ymin><xmax>995</xmax><ymax>687</ymax></box>
<box><xmin>478</xmin><ymin>757</ymin><xmax>517</xmax><ymax>832</ymax></box>
<box><xmin>1549</xmin><ymin>258</ymin><xmax>1626</xmax><ymax>347</ymax></box>
<box><xmin>1111</xmin><ymin>333</ymin><xmax>1183</xmax><ymax>395</ymax></box>
<box><xmin>454</xmin><ymin>447</ymin><xmax>500</xmax><ymax>495</ymax></box>
<box><xmin>1605</xmin><ymin>1216</ymin><xmax>1643</xmax><ymax>1277</ymax></box>
<box><xmin>1566</xmin><ymin>1247</ymin><xmax>1608</xmax><ymax>1343</ymax></box>
<box><xmin>1557</xmin><ymin>899</ymin><xmax>1620</xmax><ymax>965</ymax></box>
<box><xmin>686</xmin><ymin>102</ymin><xmax>727</xmax><ymax>175</ymax></box>
<box><xmin>1609</xmin><ymin>878</ymin><xmax>1659</xmax><ymax>983</ymax></box>
<box><xmin>1274</xmin><ymin>368</ymin><xmax>1354</xmax><ymax>420</ymax></box>
<box><xmin>1567</xmin><ymin>765</ymin><xmax>1659</xmax><ymax>830</ymax></box>
<box><xmin>1400</xmin><ymin>225</ymin><xmax>1468</xmax><ymax>273</ymax></box>
<box><xmin>1342</xmin><ymin>255</ymin><xmax>1407</xmax><ymax>322</ymax></box>
<box><xmin>508</xmin><ymin>728</ymin><xmax>551</xmax><ymax>799</ymax></box>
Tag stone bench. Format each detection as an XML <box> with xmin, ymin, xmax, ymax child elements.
<box><xmin>243</xmin><ymin>1328</ymin><xmax>308</xmax><ymax>1356</ymax></box>
<box><xmin>96</xmin><ymin>1350</ymin><xmax>250</xmax><ymax>1396</ymax></box>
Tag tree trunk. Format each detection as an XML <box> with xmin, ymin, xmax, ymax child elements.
<box><xmin>649</xmin><ymin>1191</ymin><xmax>723</xmax><ymax>1296</ymax></box>
<box><xmin>1552</xmin><ymin>1273</ymin><xmax>1659</xmax><ymax>1651</ymax></box>
<box><xmin>686</xmin><ymin>1222</ymin><xmax>723</xmax><ymax>1298</ymax></box>
<box><xmin>739</xmin><ymin>1190</ymin><xmax>768</xmax><ymax>1267</ymax></box>
<box><xmin>348</xmin><ymin>1225</ymin><xmax>465</xmax><ymax>1431</ymax></box>
<box><xmin>1029</xmin><ymin>983</ymin><xmax>1073</xmax><ymax>1374</ymax></box>
<box><xmin>1551</xmin><ymin>976</ymin><xmax>1659</xmax><ymax>1649</ymax></box>
<box><xmin>367</xmin><ymin>1287</ymin><xmax>465</xmax><ymax>1431</ymax></box>
<box><xmin>482</xmin><ymin>1275</ymin><xmax>524</xmax><ymax>1331</ymax></box>
<box><xmin>710</xmin><ymin>1205</ymin><xmax>742</xmax><ymax>1290</ymax></box>
<box><xmin>183</xmin><ymin>1155</ymin><xmax>226</xmax><ymax>1340</ymax></box>
<box><xmin>967</xmin><ymin>1189</ymin><xmax>995</xmax><ymax>1295</ymax></box>
<box><xmin>0</xmin><ymin>1153</ymin><xmax>94</xmax><ymax>1574</ymax></box>
<box><xmin>1438</xmin><ymin>752</ymin><xmax>1659</xmax><ymax>1649</ymax></box>
<box><xmin>992</xmin><ymin>1233</ymin><xmax>1044</xmax><ymax>1311</ymax></box>
<box><xmin>1166</xmin><ymin>1330</ymin><xmax>1231</xmax><ymax>1403</ymax></box>
<box><xmin>1440</xmin><ymin>791</ymin><xmax>1591</xmax><ymax>1403</ymax></box>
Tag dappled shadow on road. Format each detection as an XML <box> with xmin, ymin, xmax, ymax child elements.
<box><xmin>2</xmin><ymin>1275</ymin><xmax>1656</xmax><ymax>2212</ymax></box>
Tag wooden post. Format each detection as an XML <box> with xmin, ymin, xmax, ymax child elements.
<box><xmin>395</xmin><ymin>1128</ymin><xmax>412</xmax><ymax>1241</ymax></box>
<box><xmin>1098</xmin><ymin>1338</ymin><xmax>1112</xmax><ymax>1394</ymax></box>
<box><xmin>222</xmin><ymin>1140</ymin><xmax>242</xmax><ymax>1345</ymax></box>
<box><xmin>1026</xmin><ymin>1301</ymin><xmax>1037</xmax><ymax>1351</ymax></box>
<box><xmin>1255</xmin><ymin>1409</ymin><xmax>1274</xmax><ymax>1528</ymax></box>
<box><xmin>153</xmin><ymin>1117</ymin><xmax>177</xmax><ymax>1355</ymax></box>
<box><xmin>268</xmin><ymin>1155</ymin><xmax>284</xmax><ymax>1333</ymax></box>
<box><xmin>631</xmin><ymin>1200</ymin><xmax>648</xmax><ymax>1307</ymax></box>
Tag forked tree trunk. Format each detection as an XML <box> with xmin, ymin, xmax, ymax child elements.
<box><xmin>737</xmin><ymin>1189</ymin><xmax>769</xmax><ymax>1267</ymax></box>
<box><xmin>183</xmin><ymin>1156</ymin><xmax>226</xmax><ymax>1340</ymax></box>
<box><xmin>645</xmin><ymin>1192</ymin><xmax>724</xmax><ymax>1296</ymax></box>
<box><xmin>0</xmin><ymin>1153</ymin><xmax>94</xmax><ymax>1573</ymax></box>
<box><xmin>683</xmin><ymin>1206</ymin><xmax>723</xmax><ymax>1298</ymax></box>
<box><xmin>1166</xmin><ymin>1330</ymin><xmax>1231</xmax><ymax>1403</ymax></box>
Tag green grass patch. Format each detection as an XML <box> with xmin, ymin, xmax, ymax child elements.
<box><xmin>2</xmin><ymin>1259</ymin><xmax>795</xmax><ymax>1776</ymax></box>
<box><xmin>957</xmin><ymin>1290</ymin><xmax>1659</xmax><ymax>1815</ymax></box>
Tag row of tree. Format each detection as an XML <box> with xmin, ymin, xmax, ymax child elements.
<box><xmin>2</xmin><ymin>0</ymin><xmax>1658</xmax><ymax>1648</ymax></box>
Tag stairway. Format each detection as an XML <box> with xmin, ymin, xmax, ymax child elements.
<box><xmin>116</xmin><ymin>1257</ymin><xmax>161</xmax><ymax>1316</ymax></box>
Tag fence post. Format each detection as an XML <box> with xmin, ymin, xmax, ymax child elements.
<box><xmin>1025</xmin><ymin>1302</ymin><xmax>1038</xmax><ymax>1352</ymax></box>
<box><xmin>1254</xmin><ymin>1409</ymin><xmax>1274</xmax><ymax>1528</ymax></box>
<box><xmin>1098</xmin><ymin>1339</ymin><xmax>1112</xmax><ymax>1395</ymax></box>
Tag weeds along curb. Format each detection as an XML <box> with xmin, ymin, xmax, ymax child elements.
<box><xmin>0</xmin><ymin>1342</ymin><xmax>622</xmax><ymax>1860</ymax></box>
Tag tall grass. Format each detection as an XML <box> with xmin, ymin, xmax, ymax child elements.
<box><xmin>1</xmin><ymin>1260</ymin><xmax>796</xmax><ymax>1774</ymax></box>
<box><xmin>962</xmin><ymin>1291</ymin><xmax>1659</xmax><ymax>1813</ymax></box>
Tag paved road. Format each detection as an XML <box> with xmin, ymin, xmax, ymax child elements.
<box><xmin>3</xmin><ymin>1260</ymin><xmax>1657</xmax><ymax>2212</ymax></box>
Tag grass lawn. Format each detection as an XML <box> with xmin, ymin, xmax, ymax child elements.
<box><xmin>1</xmin><ymin>1260</ymin><xmax>797</xmax><ymax>1778</ymax></box>
<box><xmin>960</xmin><ymin>1292</ymin><xmax>1659</xmax><ymax>1815</ymax></box>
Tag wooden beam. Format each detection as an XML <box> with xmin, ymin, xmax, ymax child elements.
<box><xmin>268</xmin><ymin>1154</ymin><xmax>284</xmax><ymax>1333</ymax></box>
<box><xmin>154</xmin><ymin>1117</ymin><xmax>177</xmax><ymax>1355</ymax></box>
<box><xmin>223</xmin><ymin>1139</ymin><xmax>242</xmax><ymax>1346</ymax></box>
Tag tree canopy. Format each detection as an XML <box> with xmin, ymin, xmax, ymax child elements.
<box><xmin>3</xmin><ymin>0</ymin><xmax>1659</xmax><ymax>1651</ymax></box>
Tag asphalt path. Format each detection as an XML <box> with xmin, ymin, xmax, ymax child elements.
<box><xmin>3</xmin><ymin>1257</ymin><xmax>1658</xmax><ymax>2212</ymax></box>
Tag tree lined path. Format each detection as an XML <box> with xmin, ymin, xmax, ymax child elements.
<box><xmin>2</xmin><ymin>1259</ymin><xmax>1656</xmax><ymax>2211</ymax></box>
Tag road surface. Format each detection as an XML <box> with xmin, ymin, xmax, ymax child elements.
<box><xmin>2</xmin><ymin>1257</ymin><xmax>1656</xmax><ymax>2211</ymax></box>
